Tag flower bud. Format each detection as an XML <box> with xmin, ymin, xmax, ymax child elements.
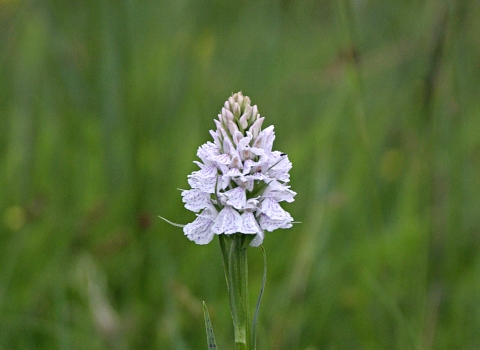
<box><xmin>228</xmin><ymin>96</ymin><xmax>235</xmax><ymax>108</ymax></box>
<box><xmin>233</xmin><ymin>102</ymin><xmax>241</xmax><ymax>118</ymax></box>
<box><xmin>249</xmin><ymin>117</ymin><xmax>264</xmax><ymax>139</ymax></box>
<box><xmin>251</xmin><ymin>105</ymin><xmax>259</xmax><ymax>123</ymax></box>
<box><xmin>242</xmin><ymin>96</ymin><xmax>251</xmax><ymax>110</ymax></box>
<box><xmin>214</xmin><ymin>119</ymin><xmax>222</xmax><ymax>131</ymax></box>
<box><xmin>228</xmin><ymin>120</ymin><xmax>239</xmax><ymax>137</ymax></box>
<box><xmin>239</xmin><ymin>105</ymin><xmax>251</xmax><ymax>130</ymax></box>
<box><xmin>236</xmin><ymin>93</ymin><xmax>244</xmax><ymax>107</ymax></box>
<box><xmin>223</xmin><ymin>137</ymin><xmax>231</xmax><ymax>154</ymax></box>
<box><xmin>222</xmin><ymin>108</ymin><xmax>234</xmax><ymax>123</ymax></box>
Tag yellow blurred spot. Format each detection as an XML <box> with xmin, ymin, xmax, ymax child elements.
<box><xmin>380</xmin><ymin>149</ymin><xmax>404</xmax><ymax>182</ymax></box>
<box><xmin>4</xmin><ymin>205</ymin><xmax>26</xmax><ymax>231</ymax></box>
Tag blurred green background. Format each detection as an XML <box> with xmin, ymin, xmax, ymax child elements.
<box><xmin>1</xmin><ymin>0</ymin><xmax>480</xmax><ymax>349</ymax></box>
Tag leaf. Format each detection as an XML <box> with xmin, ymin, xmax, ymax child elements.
<box><xmin>203</xmin><ymin>301</ymin><xmax>218</xmax><ymax>349</ymax></box>
<box><xmin>219</xmin><ymin>235</ymin><xmax>231</xmax><ymax>292</ymax></box>
<box><xmin>251</xmin><ymin>245</ymin><xmax>267</xmax><ymax>349</ymax></box>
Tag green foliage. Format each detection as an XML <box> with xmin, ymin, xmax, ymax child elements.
<box><xmin>203</xmin><ymin>302</ymin><xmax>218</xmax><ymax>349</ymax></box>
<box><xmin>1</xmin><ymin>0</ymin><xmax>480</xmax><ymax>349</ymax></box>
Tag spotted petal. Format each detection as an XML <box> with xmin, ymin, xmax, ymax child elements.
<box><xmin>211</xmin><ymin>153</ymin><xmax>231</xmax><ymax>174</ymax></box>
<box><xmin>258</xmin><ymin>198</ymin><xmax>292</xmax><ymax>221</ymax></box>
<box><xmin>258</xmin><ymin>213</ymin><xmax>293</xmax><ymax>232</ymax></box>
<box><xmin>187</xmin><ymin>165</ymin><xmax>218</xmax><ymax>193</ymax></box>
<box><xmin>197</xmin><ymin>142</ymin><xmax>219</xmax><ymax>165</ymax></box>
<box><xmin>240</xmin><ymin>212</ymin><xmax>261</xmax><ymax>234</ymax></box>
<box><xmin>224</xmin><ymin>187</ymin><xmax>246</xmax><ymax>210</ymax></box>
<box><xmin>262</xmin><ymin>180</ymin><xmax>296</xmax><ymax>203</ymax></box>
<box><xmin>267</xmin><ymin>152</ymin><xmax>292</xmax><ymax>182</ymax></box>
<box><xmin>211</xmin><ymin>206</ymin><xmax>242</xmax><ymax>234</ymax></box>
<box><xmin>183</xmin><ymin>205</ymin><xmax>218</xmax><ymax>244</ymax></box>
<box><xmin>181</xmin><ymin>189</ymin><xmax>211</xmax><ymax>212</ymax></box>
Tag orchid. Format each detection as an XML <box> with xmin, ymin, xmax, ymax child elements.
<box><xmin>163</xmin><ymin>92</ymin><xmax>296</xmax><ymax>350</ymax></box>
<box><xmin>182</xmin><ymin>92</ymin><xmax>296</xmax><ymax>247</ymax></box>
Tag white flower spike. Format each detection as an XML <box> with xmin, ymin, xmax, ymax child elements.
<box><xmin>182</xmin><ymin>92</ymin><xmax>296</xmax><ymax>246</ymax></box>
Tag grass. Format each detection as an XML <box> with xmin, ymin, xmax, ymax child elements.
<box><xmin>1</xmin><ymin>0</ymin><xmax>480</xmax><ymax>349</ymax></box>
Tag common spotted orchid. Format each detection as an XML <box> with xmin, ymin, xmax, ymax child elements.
<box><xmin>181</xmin><ymin>92</ymin><xmax>296</xmax><ymax>246</ymax></box>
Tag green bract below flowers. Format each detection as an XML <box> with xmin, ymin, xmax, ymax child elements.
<box><xmin>182</xmin><ymin>92</ymin><xmax>296</xmax><ymax>246</ymax></box>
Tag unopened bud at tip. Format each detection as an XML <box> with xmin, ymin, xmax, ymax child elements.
<box><xmin>233</xmin><ymin>102</ymin><xmax>241</xmax><ymax>118</ymax></box>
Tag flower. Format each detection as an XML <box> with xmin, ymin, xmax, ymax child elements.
<box><xmin>182</xmin><ymin>92</ymin><xmax>296</xmax><ymax>246</ymax></box>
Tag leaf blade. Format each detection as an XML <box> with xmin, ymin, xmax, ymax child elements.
<box><xmin>203</xmin><ymin>301</ymin><xmax>218</xmax><ymax>349</ymax></box>
<box><xmin>251</xmin><ymin>245</ymin><xmax>267</xmax><ymax>349</ymax></box>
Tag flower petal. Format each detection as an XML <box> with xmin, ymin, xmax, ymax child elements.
<box><xmin>211</xmin><ymin>206</ymin><xmax>242</xmax><ymax>234</ymax></box>
<box><xmin>262</xmin><ymin>180</ymin><xmax>296</xmax><ymax>203</ymax></box>
<box><xmin>181</xmin><ymin>189</ymin><xmax>211</xmax><ymax>212</ymax></box>
<box><xmin>258</xmin><ymin>213</ymin><xmax>293</xmax><ymax>232</ymax></box>
<box><xmin>249</xmin><ymin>231</ymin><xmax>265</xmax><ymax>247</ymax></box>
<box><xmin>245</xmin><ymin>197</ymin><xmax>259</xmax><ymax>210</ymax></box>
<box><xmin>262</xmin><ymin>125</ymin><xmax>275</xmax><ymax>153</ymax></box>
<box><xmin>249</xmin><ymin>117</ymin><xmax>264</xmax><ymax>139</ymax></box>
<box><xmin>243</xmin><ymin>159</ymin><xmax>255</xmax><ymax>174</ymax></box>
<box><xmin>240</xmin><ymin>211</ymin><xmax>261</xmax><ymax>234</ymax></box>
<box><xmin>224</xmin><ymin>186</ymin><xmax>246</xmax><ymax>209</ymax></box>
<box><xmin>267</xmin><ymin>152</ymin><xmax>292</xmax><ymax>182</ymax></box>
<box><xmin>258</xmin><ymin>198</ymin><xmax>292</xmax><ymax>221</ymax></box>
<box><xmin>237</xmin><ymin>133</ymin><xmax>252</xmax><ymax>151</ymax></box>
<box><xmin>212</xmin><ymin>153</ymin><xmax>231</xmax><ymax>168</ymax></box>
<box><xmin>183</xmin><ymin>206</ymin><xmax>218</xmax><ymax>244</ymax></box>
<box><xmin>187</xmin><ymin>165</ymin><xmax>218</xmax><ymax>193</ymax></box>
<box><xmin>197</xmin><ymin>142</ymin><xmax>219</xmax><ymax>165</ymax></box>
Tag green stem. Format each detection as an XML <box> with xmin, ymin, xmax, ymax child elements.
<box><xmin>220</xmin><ymin>234</ymin><xmax>251</xmax><ymax>350</ymax></box>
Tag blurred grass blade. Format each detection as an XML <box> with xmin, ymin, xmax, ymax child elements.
<box><xmin>251</xmin><ymin>245</ymin><xmax>267</xmax><ymax>349</ymax></box>
<box><xmin>203</xmin><ymin>301</ymin><xmax>218</xmax><ymax>349</ymax></box>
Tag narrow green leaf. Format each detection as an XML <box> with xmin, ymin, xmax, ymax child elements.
<box><xmin>251</xmin><ymin>245</ymin><xmax>267</xmax><ymax>349</ymax></box>
<box><xmin>203</xmin><ymin>301</ymin><xmax>218</xmax><ymax>349</ymax></box>
<box><xmin>219</xmin><ymin>235</ymin><xmax>231</xmax><ymax>292</ymax></box>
